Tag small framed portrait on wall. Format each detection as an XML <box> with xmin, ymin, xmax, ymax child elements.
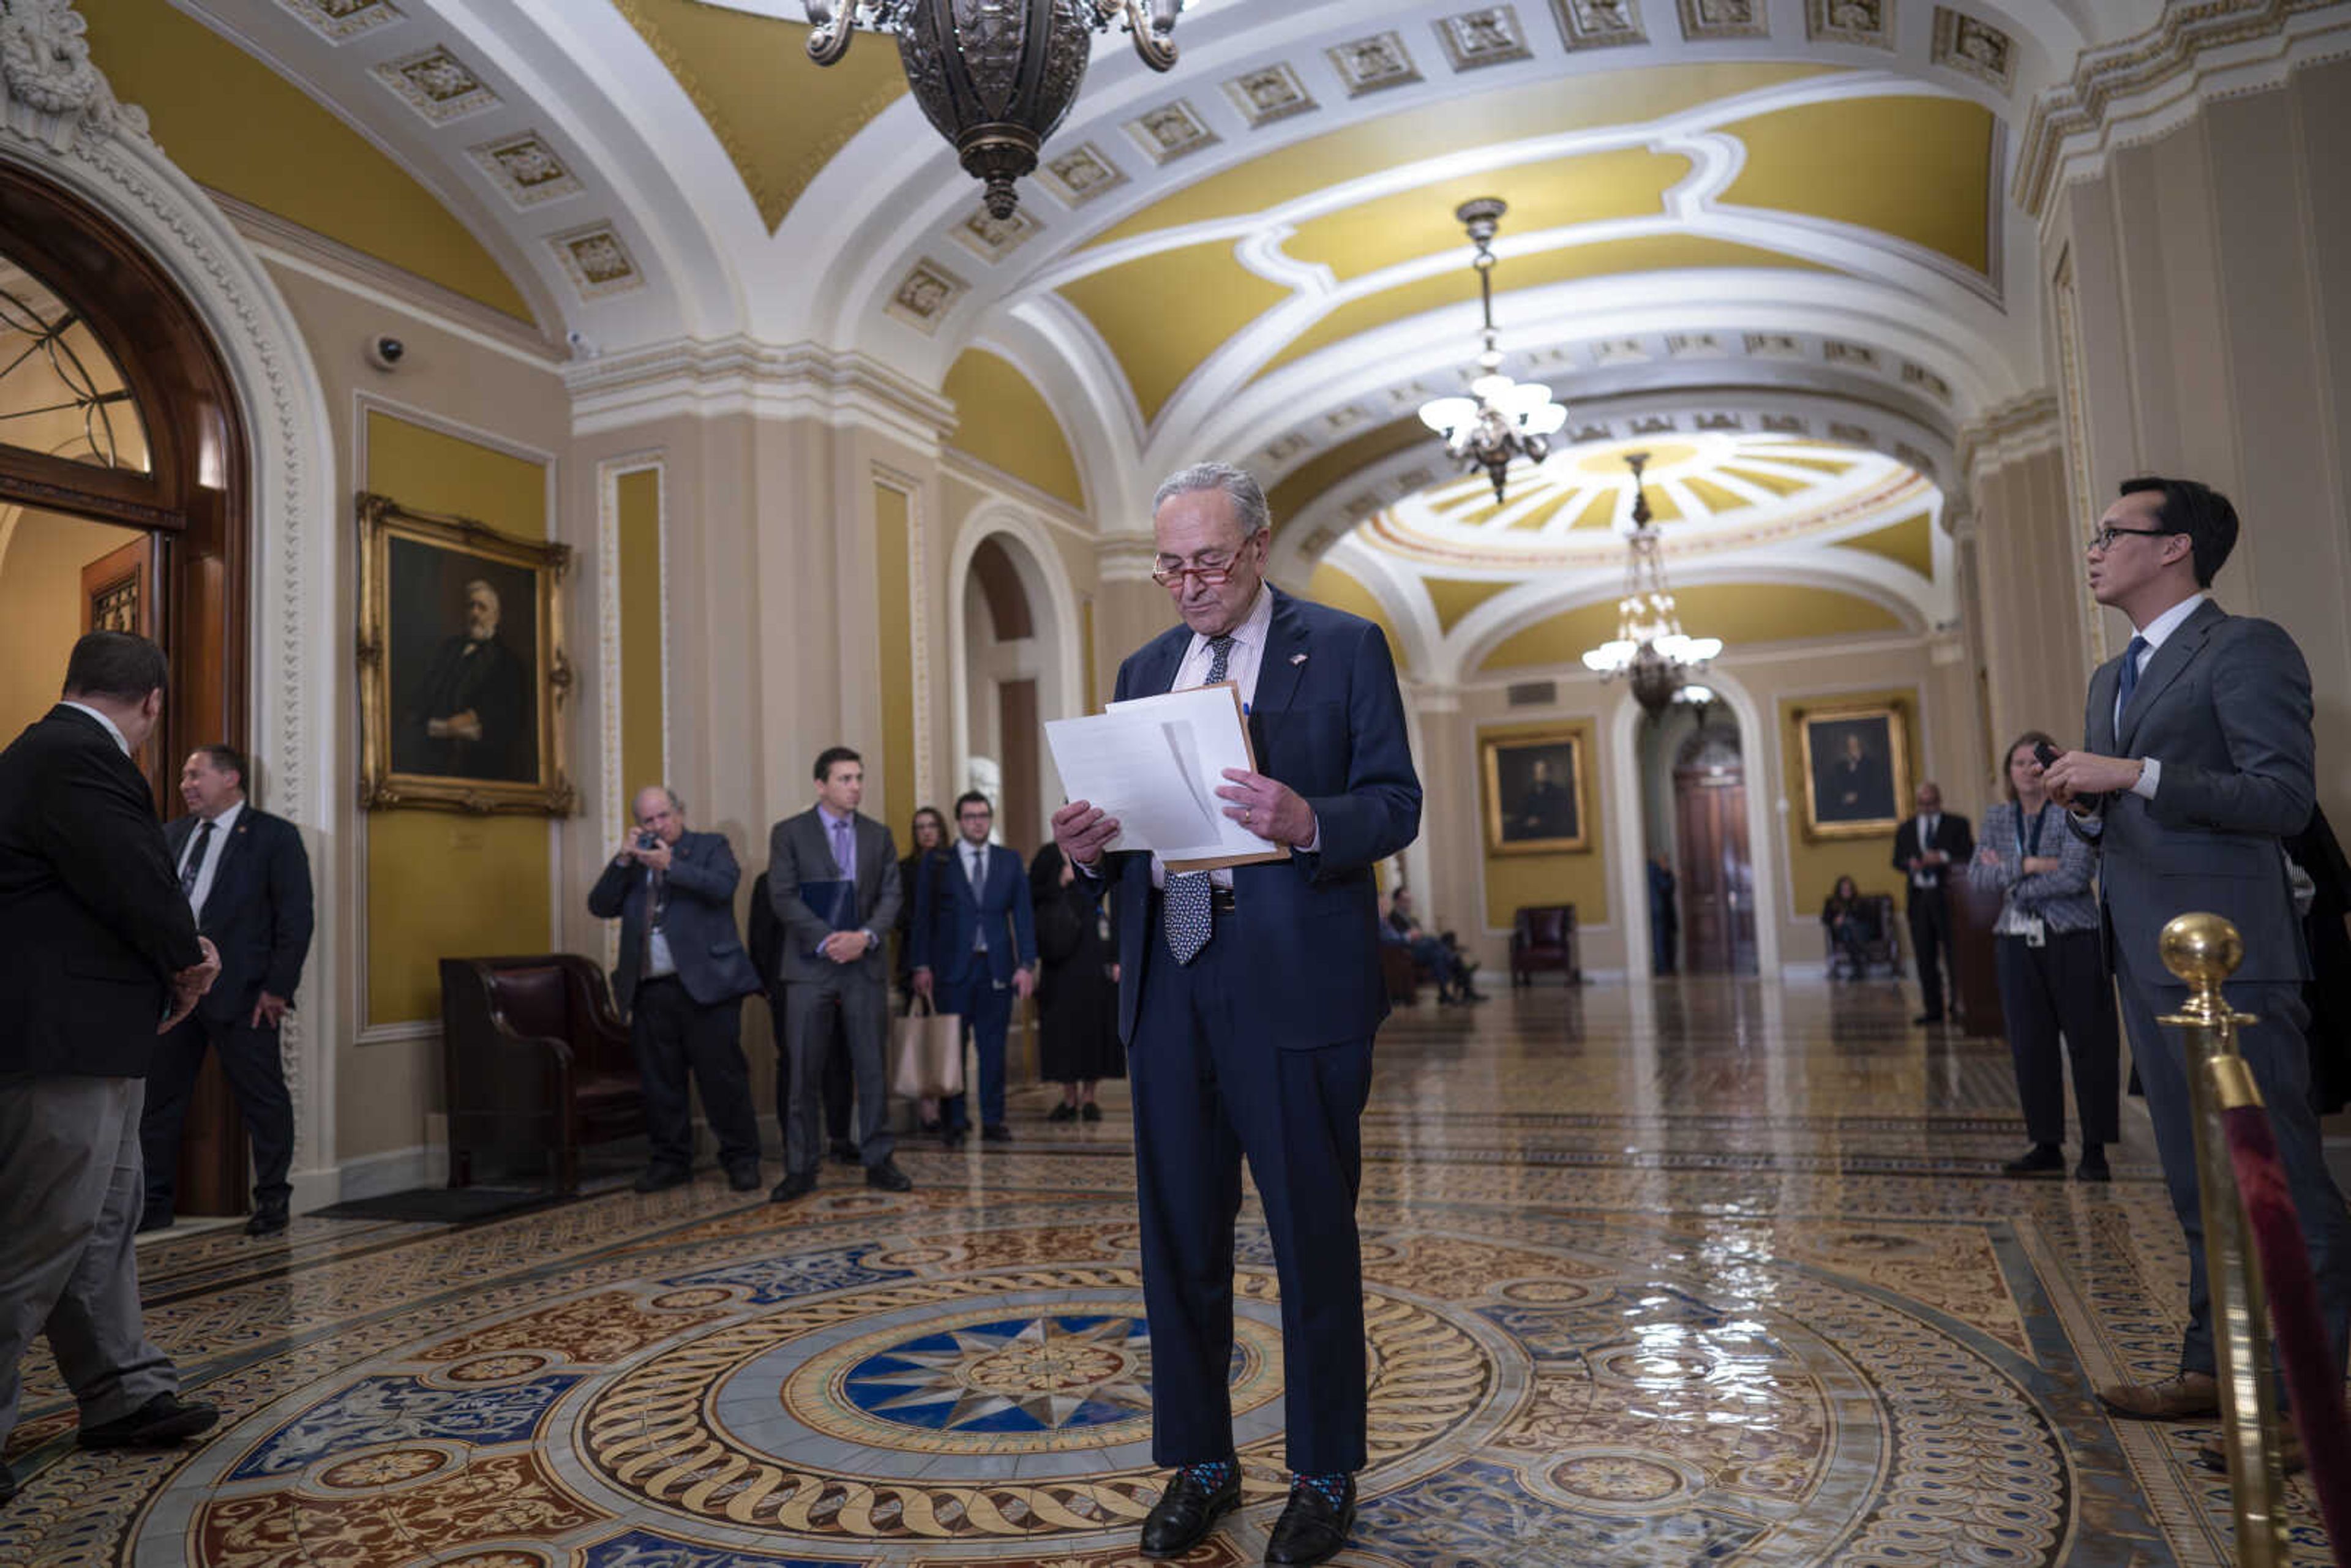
<box><xmin>1482</xmin><ymin>729</ymin><xmax>1590</xmax><ymax>854</ymax></box>
<box><xmin>1796</xmin><ymin>701</ymin><xmax>1910</xmax><ymax>839</ymax></box>
<box><xmin>358</xmin><ymin>492</ymin><xmax>575</xmax><ymax>815</ymax></box>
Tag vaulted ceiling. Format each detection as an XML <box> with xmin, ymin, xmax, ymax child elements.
<box><xmin>122</xmin><ymin>0</ymin><xmax>2123</xmax><ymax>664</ymax></box>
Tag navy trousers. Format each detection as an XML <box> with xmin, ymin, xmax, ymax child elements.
<box><xmin>2113</xmin><ymin>941</ymin><xmax>2351</xmax><ymax>1379</ymax></box>
<box><xmin>940</xmin><ymin>951</ymin><xmax>1013</xmax><ymax>1131</ymax></box>
<box><xmin>1128</xmin><ymin>909</ymin><xmax>1374</xmax><ymax>1476</ymax></box>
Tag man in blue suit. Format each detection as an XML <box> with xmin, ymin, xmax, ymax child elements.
<box><xmin>142</xmin><ymin>745</ymin><xmax>315</xmax><ymax>1236</ymax></box>
<box><xmin>1053</xmin><ymin>462</ymin><xmax>1420</xmax><ymax>1566</ymax></box>
<box><xmin>588</xmin><ymin>785</ymin><xmax>765</xmax><ymax>1194</ymax></box>
<box><xmin>912</xmin><ymin>790</ymin><xmax>1036</xmax><ymax>1146</ymax></box>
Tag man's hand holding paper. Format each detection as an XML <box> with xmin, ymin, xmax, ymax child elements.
<box><xmin>1043</xmin><ymin>683</ymin><xmax>1291</xmax><ymax>871</ymax></box>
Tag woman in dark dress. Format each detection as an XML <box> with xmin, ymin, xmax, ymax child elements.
<box><xmin>896</xmin><ymin>806</ymin><xmax>950</xmax><ymax>1134</ymax></box>
<box><xmin>1820</xmin><ymin>874</ymin><xmax>1881</xmax><ymax>977</ymax></box>
<box><xmin>1029</xmin><ymin>841</ymin><xmax>1123</xmax><ymax>1122</ymax></box>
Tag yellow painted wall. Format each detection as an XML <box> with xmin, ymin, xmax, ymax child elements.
<box><xmin>1841</xmin><ymin>512</ymin><xmax>1935</xmax><ymax>578</ymax></box>
<box><xmin>1720</xmin><ymin>96</ymin><xmax>1995</xmax><ymax>274</ymax></box>
<box><xmin>1058</xmin><ymin>242</ymin><xmax>1292</xmax><ymax>424</ymax></box>
<box><xmin>364</xmin><ymin>413</ymin><xmax>552</xmax><ymax>1024</ymax></box>
<box><xmin>1266</xmin><ymin>416</ymin><xmax>1427</xmax><ymax>531</ymax></box>
<box><xmin>1777</xmin><ymin>685</ymin><xmax>1924</xmax><ymax>919</ymax></box>
<box><xmin>1304</xmin><ymin>563</ymin><xmax>1408</xmax><ymax>673</ymax></box>
<box><xmin>81</xmin><ymin>0</ymin><xmax>534</xmax><ymax>321</ymax></box>
<box><xmin>617</xmin><ymin>468</ymin><xmax>665</xmax><ymax>823</ymax></box>
<box><xmin>1478</xmin><ymin>716</ymin><xmax>1609</xmax><ymax>930</ymax></box>
<box><xmin>875</xmin><ymin>482</ymin><xmax>915</xmax><ymax>838</ymax></box>
<box><xmin>942</xmin><ymin>350</ymin><xmax>1087</xmax><ymax>510</ymax></box>
<box><xmin>0</xmin><ymin>511</ymin><xmax>147</xmax><ymax>744</ymax></box>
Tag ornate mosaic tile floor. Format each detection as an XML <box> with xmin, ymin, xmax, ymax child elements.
<box><xmin>2</xmin><ymin>978</ymin><xmax>2339</xmax><ymax>1566</ymax></box>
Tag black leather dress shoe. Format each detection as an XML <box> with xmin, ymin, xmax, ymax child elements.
<box><xmin>632</xmin><ymin>1166</ymin><xmax>691</xmax><ymax>1194</ymax></box>
<box><xmin>244</xmin><ymin>1204</ymin><xmax>289</xmax><ymax>1237</ymax></box>
<box><xmin>135</xmin><ymin>1210</ymin><xmax>173</xmax><ymax>1235</ymax></box>
<box><xmin>1265</xmin><ymin>1475</ymin><xmax>1356</xmax><ymax>1565</ymax></box>
<box><xmin>981</xmin><ymin>1123</ymin><xmax>1013</xmax><ymax>1143</ymax></box>
<box><xmin>865</xmin><ymin>1159</ymin><xmax>913</xmax><ymax>1192</ymax></box>
<box><xmin>726</xmin><ymin>1163</ymin><xmax>763</xmax><ymax>1193</ymax></box>
<box><xmin>769</xmin><ymin>1170</ymin><xmax>817</xmax><ymax>1202</ymax></box>
<box><xmin>1139</xmin><ymin>1465</ymin><xmax>1240</xmax><ymax>1558</ymax></box>
<box><xmin>78</xmin><ymin>1392</ymin><xmax>219</xmax><ymax>1449</ymax></box>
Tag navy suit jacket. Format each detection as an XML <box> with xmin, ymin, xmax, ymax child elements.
<box><xmin>1098</xmin><ymin>588</ymin><xmax>1421</xmax><ymax>1048</ymax></box>
<box><xmin>911</xmin><ymin>840</ymin><xmax>1038</xmax><ymax>984</ymax></box>
<box><xmin>163</xmin><ymin>806</ymin><xmax>313</xmax><ymax>1025</ymax></box>
<box><xmin>589</xmin><ymin>828</ymin><xmax>762</xmax><ymax>1010</ymax></box>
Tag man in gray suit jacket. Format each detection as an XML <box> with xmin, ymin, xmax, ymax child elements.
<box><xmin>766</xmin><ymin>747</ymin><xmax>910</xmax><ymax>1199</ymax></box>
<box><xmin>2045</xmin><ymin>476</ymin><xmax>2350</xmax><ymax>1450</ymax></box>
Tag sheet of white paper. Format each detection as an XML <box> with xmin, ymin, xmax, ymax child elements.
<box><xmin>1044</xmin><ymin>685</ymin><xmax>1268</xmax><ymax>862</ymax></box>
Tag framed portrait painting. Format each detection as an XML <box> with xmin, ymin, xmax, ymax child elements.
<box><xmin>1796</xmin><ymin>702</ymin><xmax>1911</xmax><ymax>839</ymax></box>
<box><xmin>1482</xmin><ymin>729</ymin><xmax>1590</xmax><ymax>854</ymax></box>
<box><xmin>358</xmin><ymin>492</ymin><xmax>576</xmax><ymax>815</ymax></box>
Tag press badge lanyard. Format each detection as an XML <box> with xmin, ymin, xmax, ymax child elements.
<box><xmin>2015</xmin><ymin>806</ymin><xmax>2050</xmax><ymax>947</ymax></box>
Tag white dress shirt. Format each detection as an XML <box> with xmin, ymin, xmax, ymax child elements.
<box><xmin>2117</xmin><ymin>590</ymin><xmax>2211</xmax><ymax>800</ymax></box>
<box><xmin>178</xmin><ymin>800</ymin><xmax>244</xmax><ymax>918</ymax></box>
<box><xmin>61</xmin><ymin>700</ymin><xmax>130</xmax><ymax>757</ymax></box>
<box><xmin>1911</xmin><ymin>811</ymin><xmax>1941</xmax><ymax>888</ymax></box>
<box><xmin>1149</xmin><ymin>587</ymin><xmax>1318</xmax><ymax>888</ymax></box>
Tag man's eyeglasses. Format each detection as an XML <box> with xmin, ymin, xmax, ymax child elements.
<box><xmin>2086</xmin><ymin>525</ymin><xmax>2176</xmax><ymax>552</ymax></box>
<box><xmin>1151</xmin><ymin>556</ymin><xmax>1239</xmax><ymax>588</ymax></box>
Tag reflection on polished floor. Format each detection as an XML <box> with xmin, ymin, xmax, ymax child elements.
<box><xmin>2</xmin><ymin>978</ymin><xmax>2336</xmax><ymax>1566</ymax></box>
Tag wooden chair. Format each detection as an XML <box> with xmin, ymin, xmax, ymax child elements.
<box><xmin>1509</xmin><ymin>904</ymin><xmax>1581</xmax><ymax>986</ymax></box>
<box><xmin>1824</xmin><ymin>893</ymin><xmax>1902</xmax><ymax>978</ymax></box>
<box><xmin>439</xmin><ymin>955</ymin><xmax>642</xmax><ymax>1195</ymax></box>
<box><xmin>1379</xmin><ymin>943</ymin><xmax>1420</xmax><ymax>1004</ymax></box>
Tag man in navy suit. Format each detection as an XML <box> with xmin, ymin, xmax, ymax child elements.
<box><xmin>912</xmin><ymin>790</ymin><xmax>1037</xmax><ymax>1146</ymax></box>
<box><xmin>588</xmin><ymin>786</ymin><xmax>765</xmax><ymax>1194</ymax></box>
<box><xmin>141</xmin><ymin>745</ymin><xmax>315</xmax><ymax>1236</ymax></box>
<box><xmin>1053</xmin><ymin>463</ymin><xmax>1420</xmax><ymax>1566</ymax></box>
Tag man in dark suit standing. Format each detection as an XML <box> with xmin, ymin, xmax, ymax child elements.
<box><xmin>767</xmin><ymin>748</ymin><xmax>911</xmax><ymax>1199</ymax></box>
<box><xmin>912</xmin><ymin>790</ymin><xmax>1037</xmax><ymax>1146</ymax></box>
<box><xmin>2045</xmin><ymin>476</ymin><xmax>2350</xmax><ymax>1457</ymax></box>
<box><xmin>1892</xmin><ymin>781</ymin><xmax>1972</xmax><ymax>1024</ymax></box>
<box><xmin>589</xmin><ymin>785</ymin><xmax>766</xmax><ymax>1195</ymax></box>
<box><xmin>140</xmin><ymin>745</ymin><xmax>315</xmax><ymax>1236</ymax></box>
<box><xmin>1054</xmin><ymin>463</ymin><xmax>1420</xmax><ymax>1566</ymax></box>
<box><xmin>0</xmin><ymin>632</ymin><xmax>223</xmax><ymax>1504</ymax></box>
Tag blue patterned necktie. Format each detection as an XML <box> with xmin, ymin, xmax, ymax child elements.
<box><xmin>1163</xmin><ymin>634</ymin><xmax>1237</xmax><ymax>966</ymax></box>
<box><xmin>2116</xmin><ymin>634</ymin><xmax>2149</xmax><ymax>719</ymax></box>
<box><xmin>179</xmin><ymin>820</ymin><xmax>214</xmax><ymax>904</ymax></box>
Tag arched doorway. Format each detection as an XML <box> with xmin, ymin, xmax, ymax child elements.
<box><xmin>0</xmin><ymin>159</ymin><xmax>252</xmax><ymax>1212</ymax></box>
<box><xmin>1671</xmin><ymin>720</ymin><xmax>1757</xmax><ymax>975</ymax></box>
<box><xmin>948</xmin><ymin>508</ymin><xmax>1082</xmax><ymax>855</ymax></box>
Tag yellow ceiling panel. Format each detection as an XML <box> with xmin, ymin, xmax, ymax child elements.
<box><xmin>1305</xmin><ymin>563</ymin><xmax>1409</xmax><ymax>671</ymax></box>
<box><xmin>1284</xmin><ymin>148</ymin><xmax>1691</xmax><ymax>282</ymax></box>
<box><xmin>1748</xmin><ymin>452</ymin><xmax>1858</xmax><ymax>475</ymax></box>
<box><xmin>1840</xmin><ymin>512</ymin><xmax>1935</xmax><ymax>577</ymax></box>
<box><xmin>79</xmin><ymin>0</ymin><xmax>533</xmax><ymax>321</ymax></box>
<box><xmin>942</xmin><ymin>350</ymin><xmax>1087</xmax><ymax>511</ymax></box>
<box><xmin>1265</xmin><ymin>416</ymin><xmax>1428</xmax><ymax>529</ymax></box>
<box><xmin>1479</xmin><ymin>582</ymin><xmax>1904</xmax><ymax>670</ymax></box>
<box><xmin>1059</xmin><ymin>241</ymin><xmax>1294</xmax><ymax>425</ymax></box>
<box><xmin>1570</xmin><ymin>491</ymin><xmax>1622</xmax><ymax>530</ymax></box>
<box><xmin>1507</xmin><ymin>488</ymin><xmax>1588</xmax><ymax>531</ymax></box>
<box><xmin>1719</xmin><ymin>95</ymin><xmax>1995</xmax><ymax>274</ymax></box>
<box><xmin>1256</xmin><ymin>236</ymin><xmax>1829</xmax><ymax>381</ymax></box>
<box><xmin>1679</xmin><ymin>476</ymin><xmax>1752</xmax><ymax>514</ymax></box>
<box><xmin>1089</xmin><ymin>62</ymin><xmax>1839</xmax><ymax>248</ymax></box>
<box><xmin>617</xmin><ymin>0</ymin><xmax>909</xmax><ymax>232</ymax></box>
<box><xmin>1716</xmin><ymin>465</ymin><xmax>1813</xmax><ymax>497</ymax></box>
<box><xmin>1425</xmin><ymin>577</ymin><xmax>1514</xmax><ymax>634</ymax></box>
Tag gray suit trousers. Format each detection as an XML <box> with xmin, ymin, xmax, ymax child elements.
<box><xmin>781</xmin><ymin>972</ymin><xmax>892</xmax><ymax>1176</ymax></box>
<box><xmin>0</xmin><ymin>1075</ymin><xmax>179</xmax><ymax>1444</ymax></box>
<box><xmin>2112</xmin><ymin>944</ymin><xmax>2351</xmax><ymax>1379</ymax></box>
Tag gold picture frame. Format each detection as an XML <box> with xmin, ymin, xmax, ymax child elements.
<box><xmin>357</xmin><ymin>491</ymin><xmax>576</xmax><ymax>815</ymax></box>
<box><xmin>1481</xmin><ymin>727</ymin><xmax>1591</xmax><ymax>854</ymax></box>
<box><xmin>1795</xmin><ymin>700</ymin><xmax>1911</xmax><ymax>840</ymax></box>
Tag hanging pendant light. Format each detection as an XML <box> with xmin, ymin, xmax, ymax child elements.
<box><xmin>804</xmin><ymin>1</ymin><xmax>1182</xmax><ymax>219</ymax></box>
<box><xmin>1416</xmin><ymin>198</ymin><xmax>1569</xmax><ymax>505</ymax></box>
<box><xmin>1580</xmin><ymin>452</ymin><xmax>1724</xmax><ymax>718</ymax></box>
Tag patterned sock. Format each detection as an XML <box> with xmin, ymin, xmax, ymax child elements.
<box><xmin>1180</xmin><ymin>1459</ymin><xmax>1236</xmax><ymax>1491</ymax></box>
<box><xmin>1293</xmin><ymin>1471</ymin><xmax>1350</xmax><ymax>1506</ymax></box>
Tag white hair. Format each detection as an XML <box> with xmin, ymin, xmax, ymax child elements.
<box><xmin>1153</xmin><ymin>462</ymin><xmax>1270</xmax><ymax>539</ymax></box>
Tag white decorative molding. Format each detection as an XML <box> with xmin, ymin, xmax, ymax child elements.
<box><xmin>1434</xmin><ymin>7</ymin><xmax>1536</xmax><ymax>69</ymax></box>
<box><xmin>1035</xmin><ymin>141</ymin><xmax>1127</xmax><ymax>208</ymax></box>
<box><xmin>565</xmin><ymin>336</ymin><xmax>958</xmax><ymax>454</ymax></box>
<box><xmin>884</xmin><ymin>255</ymin><xmax>968</xmax><ymax>335</ymax></box>
<box><xmin>1955</xmin><ymin>388</ymin><xmax>2061</xmax><ymax>478</ymax></box>
<box><xmin>468</xmin><ymin>130</ymin><xmax>583</xmax><ymax>210</ymax></box>
<box><xmin>1096</xmin><ymin>533</ymin><xmax>1161</xmax><ymax>583</ymax></box>
<box><xmin>274</xmin><ymin>0</ymin><xmax>404</xmax><ymax>45</ymax></box>
<box><xmin>1123</xmin><ymin>98</ymin><xmax>1220</xmax><ymax>163</ymax></box>
<box><xmin>1222</xmin><ymin>63</ymin><xmax>1318</xmax><ymax>129</ymax></box>
<box><xmin>1327</xmin><ymin>31</ymin><xmax>1424</xmax><ymax>95</ymax></box>
<box><xmin>1804</xmin><ymin>0</ymin><xmax>1892</xmax><ymax>49</ymax></box>
<box><xmin>7</xmin><ymin>4</ymin><xmax>342</xmax><ymax>1193</ymax></box>
<box><xmin>549</xmin><ymin>221</ymin><xmax>645</xmax><ymax>300</ymax></box>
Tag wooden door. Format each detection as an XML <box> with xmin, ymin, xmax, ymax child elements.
<box><xmin>1674</xmin><ymin>763</ymin><xmax>1757</xmax><ymax>974</ymax></box>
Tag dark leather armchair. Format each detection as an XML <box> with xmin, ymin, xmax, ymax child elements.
<box><xmin>1824</xmin><ymin>894</ymin><xmax>1902</xmax><ymax>979</ymax></box>
<box><xmin>1509</xmin><ymin>904</ymin><xmax>1580</xmax><ymax>986</ymax></box>
<box><xmin>1378</xmin><ymin>944</ymin><xmax>1420</xmax><ymax>1004</ymax></box>
<box><xmin>439</xmin><ymin>955</ymin><xmax>641</xmax><ymax>1194</ymax></box>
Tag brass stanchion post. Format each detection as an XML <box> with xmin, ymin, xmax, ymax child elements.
<box><xmin>2159</xmin><ymin>912</ymin><xmax>2288</xmax><ymax>1564</ymax></box>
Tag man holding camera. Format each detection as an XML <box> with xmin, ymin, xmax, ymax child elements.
<box><xmin>589</xmin><ymin>786</ymin><xmax>765</xmax><ymax>1193</ymax></box>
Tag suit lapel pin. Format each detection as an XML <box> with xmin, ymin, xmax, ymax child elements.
<box><xmin>1289</xmin><ymin>653</ymin><xmax>1308</xmax><ymax>666</ymax></box>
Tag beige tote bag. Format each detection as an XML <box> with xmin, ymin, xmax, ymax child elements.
<box><xmin>892</xmin><ymin>995</ymin><xmax>965</xmax><ymax>1100</ymax></box>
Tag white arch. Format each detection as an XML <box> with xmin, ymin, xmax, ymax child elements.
<box><xmin>0</xmin><ymin>78</ymin><xmax>341</xmax><ymax>1198</ymax></box>
<box><xmin>1607</xmin><ymin>667</ymin><xmax>1782</xmax><ymax>982</ymax></box>
<box><xmin>943</xmin><ymin>498</ymin><xmax>1087</xmax><ymax>825</ymax></box>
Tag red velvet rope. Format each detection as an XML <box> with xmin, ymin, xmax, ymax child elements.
<box><xmin>2221</xmin><ymin>1101</ymin><xmax>2351</xmax><ymax>1563</ymax></box>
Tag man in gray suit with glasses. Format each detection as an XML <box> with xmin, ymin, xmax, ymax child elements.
<box><xmin>765</xmin><ymin>746</ymin><xmax>910</xmax><ymax>1201</ymax></box>
<box><xmin>2045</xmin><ymin>476</ymin><xmax>2350</xmax><ymax>1469</ymax></box>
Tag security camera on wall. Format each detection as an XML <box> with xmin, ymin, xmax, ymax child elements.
<box><xmin>365</xmin><ymin>334</ymin><xmax>405</xmax><ymax>372</ymax></box>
